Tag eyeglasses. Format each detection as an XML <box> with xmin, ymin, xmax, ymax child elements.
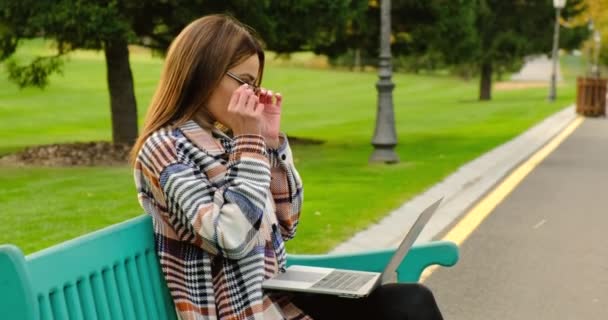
<box><xmin>226</xmin><ymin>71</ymin><xmax>260</xmax><ymax>95</ymax></box>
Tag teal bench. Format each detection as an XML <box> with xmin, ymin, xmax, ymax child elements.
<box><xmin>0</xmin><ymin>214</ymin><xmax>459</xmax><ymax>320</ymax></box>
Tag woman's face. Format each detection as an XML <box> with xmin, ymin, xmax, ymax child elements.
<box><xmin>206</xmin><ymin>54</ymin><xmax>260</xmax><ymax>129</ymax></box>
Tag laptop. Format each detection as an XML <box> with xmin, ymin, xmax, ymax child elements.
<box><xmin>263</xmin><ymin>198</ymin><xmax>443</xmax><ymax>298</ymax></box>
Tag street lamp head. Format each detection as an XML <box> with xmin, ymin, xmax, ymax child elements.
<box><xmin>553</xmin><ymin>0</ymin><xmax>566</xmax><ymax>9</ymax></box>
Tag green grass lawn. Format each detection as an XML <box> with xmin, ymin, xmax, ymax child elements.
<box><xmin>0</xmin><ymin>40</ymin><xmax>579</xmax><ymax>254</ymax></box>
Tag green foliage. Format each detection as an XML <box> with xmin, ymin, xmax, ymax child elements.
<box><xmin>0</xmin><ymin>0</ymin><xmax>133</xmax><ymax>87</ymax></box>
<box><xmin>308</xmin><ymin>0</ymin><xmax>371</xmax><ymax>58</ymax></box>
<box><xmin>0</xmin><ymin>0</ymin><xmax>353</xmax><ymax>87</ymax></box>
<box><xmin>471</xmin><ymin>0</ymin><xmax>587</xmax><ymax>69</ymax></box>
<box><xmin>0</xmin><ymin>24</ymin><xmax>18</xmax><ymax>61</ymax></box>
<box><xmin>392</xmin><ymin>51</ymin><xmax>445</xmax><ymax>73</ymax></box>
<box><xmin>0</xmin><ymin>0</ymin><xmax>593</xmax><ymax>82</ymax></box>
<box><xmin>32</xmin><ymin>0</ymin><xmax>133</xmax><ymax>51</ymax></box>
<box><xmin>561</xmin><ymin>24</ymin><xmax>592</xmax><ymax>52</ymax></box>
<box><xmin>312</xmin><ymin>0</ymin><xmax>589</xmax><ymax>81</ymax></box>
<box><xmin>311</xmin><ymin>0</ymin><xmax>479</xmax><ymax>73</ymax></box>
<box><xmin>5</xmin><ymin>56</ymin><xmax>63</xmax><ymax>88</ymax></box>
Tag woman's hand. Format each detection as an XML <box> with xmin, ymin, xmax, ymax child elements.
<box><xmin>227</xmin><ymin>84</ymin><xmax>265</xmax><ymax>136</ymax></box>
<box><xmin>258</xmin><ymin>89</ymin><xmax>282</xmax><ymax>148</ymax></box>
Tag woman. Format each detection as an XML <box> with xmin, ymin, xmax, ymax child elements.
<box><xmin>131</xmin><ymin>14</ymin><xmax>443</xmax><ymax>320</ymax></box>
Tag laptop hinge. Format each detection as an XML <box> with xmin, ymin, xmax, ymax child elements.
<box><xmin>380</xmin><ymin>271</ymin><xmax>398</xmax><ymax>285</ymax></box>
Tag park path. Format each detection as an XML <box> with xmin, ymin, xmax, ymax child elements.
<box><xmin>425</xmin><ymin>117</ymin><xmax>608</xmax><ymax>319</ymax></box>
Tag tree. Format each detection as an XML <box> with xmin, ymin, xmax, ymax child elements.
<box><xmin>1</xmin><ymin>0</ymin><xmax>141</xmax><ymax>144</ymax></box>
<box><xmin>310</xmin><ymin>0</ymin><xmax>588</xmax><ymax>101</ymax></box>
<box><xmin>568</xmin><ymin>0</ymin><xmax>608</xmax><ymax>67</ymax></box>
<box><xmin>0</xmin><ymin>0</ymin><xmax>352</xmax><ymax>145</ymax></box>
<box><xmin>309</xmin><ymin>0</ymin><xmax>481</xmax><ymax>78</ymax></box>
<box><xmin>468</xmin><ymin>0</ymin><xmax>587</xmax><ymax>101</ymax></box>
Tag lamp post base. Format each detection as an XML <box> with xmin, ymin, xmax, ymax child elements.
<box><xmin>369</xmin><ymin>146</ymin><xmax>399</xmax><ymax>164</ymax></box>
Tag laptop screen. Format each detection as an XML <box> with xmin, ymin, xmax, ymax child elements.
<box><xmin>379</xmin><ymin>197</ymin><xmax>443</xmax><ymax>284</ymax></box>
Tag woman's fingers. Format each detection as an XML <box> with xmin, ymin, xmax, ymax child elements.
<box><xmin>227</xmin><ymin>85</ymin><xmax>265</xmax><ymax>136</ymax></box>
<box><xmin>255</xmin><ymin>88</ymin><xmax>282</xmax><ymax>107</ymax></box>
<box><xmin>244</xmin><ymin>90</ymin><xmax>258</xmax><ymax>113</ymax></box>
<box><xmin>228</xmin><ymin>84</ymin><xmax>246</xmax><ymax>112</ymax></box>
<box><xmin>234</xmin><ymin>85</ymin><xmax>251</xmax><ymax>112</ymax></box>
<box><xmin>254</xmin><ymin>102</ymin><xmax>265</xmax><ymax>116</ymax></box>
<box><xmin>275</xmin><ymin>93</ymin><xmax>282</xmax><ymax>108</ymax></box>
<box><xmin>258</xmin><ymin>88</ymin><xmax>268</xmax><ymax>104</ymax></box>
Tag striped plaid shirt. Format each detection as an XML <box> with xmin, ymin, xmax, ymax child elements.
<box><xmin>134</xmin><ymin>120</ymin><xmax>310</xmax><ymax>319</ymax></box>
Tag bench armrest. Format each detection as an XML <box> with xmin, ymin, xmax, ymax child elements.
<box><xmin>0</xmin><ymin>245</ymin><xmax>38</xmax><ymax>320</ymax></box>
<box><xmin>286</xmin><ymin>240</ymin><xmax>459</xmax><ymax>282</ymax></box>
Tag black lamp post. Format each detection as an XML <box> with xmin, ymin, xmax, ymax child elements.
<box><xmin>548</xmin><ymin>0</ymin><xmax>566</xmax><ymax>102</ymax></box>
<box><xmin>591</xmin><ymin>30</ymin><xmax>602</xmax><ymax>77</ymax></box>
<box><xmin>370</xmin><ymin>0</ymin><xmax>399</xmax><ymax>164</ymax></box>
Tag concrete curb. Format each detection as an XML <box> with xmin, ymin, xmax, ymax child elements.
<box><xmin>330</xmin><ymin>105</ymin><xmax>577</xmax><ymax>254</ymax></box>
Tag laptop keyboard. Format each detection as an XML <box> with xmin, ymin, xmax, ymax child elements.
<box><xmin>311</xmin><ymin>271</ymin><xmax>376</xmax><ymax>292</ymax></box>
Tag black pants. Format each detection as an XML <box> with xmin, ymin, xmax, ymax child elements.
<box><xmin>291</xmin><ymin>283</ymin><xmax>444</xmax><ymax>320</ymax></box>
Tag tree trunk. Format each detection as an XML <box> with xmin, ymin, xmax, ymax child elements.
<box><xmin>104</xmin><ymin>39</ymin><xmax>138</xmax><ymax>145</ymax></box>
<box><xmin>479</xmin><ymin>61</ymin><xmax>493</xmax><ymax>101</ymax></box>
<box><xmin>354</xmin><ymin>48</ymin><xmax>361</xmax><ymax>71</ymax></box>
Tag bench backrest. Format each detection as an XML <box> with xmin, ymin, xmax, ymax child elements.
<box><xmin>1</xmin><ymin>214</ymin><xmax>459</xmax><ymax>320</ymax></box>
<box><xmin>0</xmin><ymin>215</ymin><xmax>177</xmax><ymax>320</ymax></box>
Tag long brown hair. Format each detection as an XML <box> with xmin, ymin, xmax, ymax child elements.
<box><xmin>130</xmin><ymin>14</ymin><xmax>265</xmax><ymax>165</ymax></box>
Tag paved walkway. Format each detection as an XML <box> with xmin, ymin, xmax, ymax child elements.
<box><xmin>511</xmin><ymin>54</ymin><xmax>562</xmax><ymax>82</ymax></box>
<box><xmin>425</xmin><ymin>117</ymin><xmax>608</xmax><ymax>319</ymax></box>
